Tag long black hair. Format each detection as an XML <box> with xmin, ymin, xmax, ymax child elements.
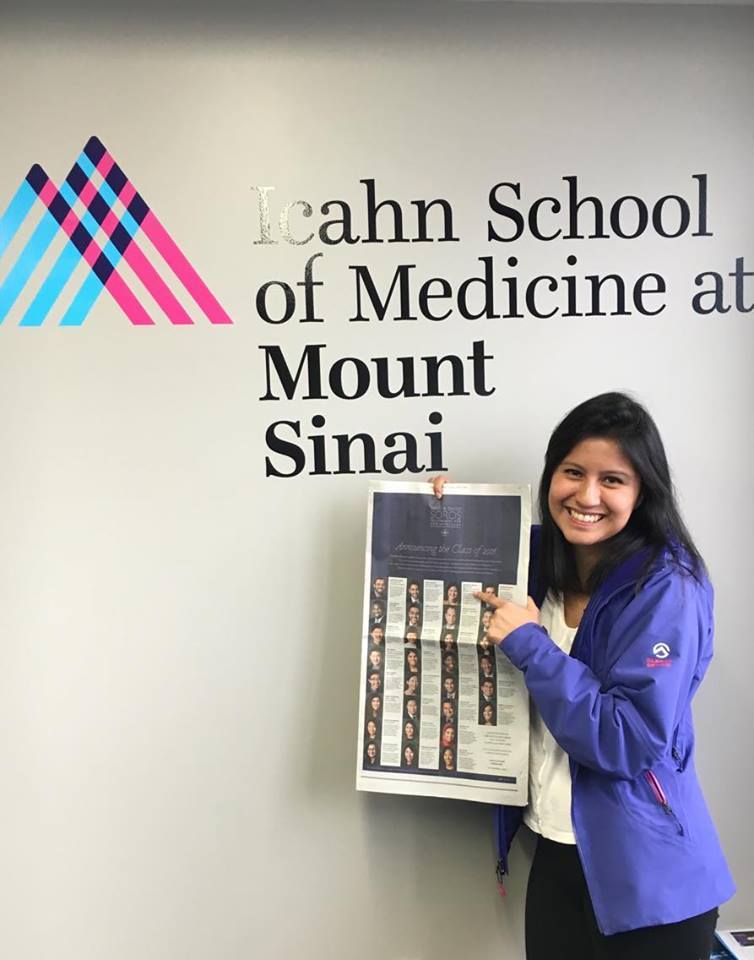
<box><xmin>538</xmin><ymin>392</ymin><xmax>704</xmax><ymax>595</ymax></box>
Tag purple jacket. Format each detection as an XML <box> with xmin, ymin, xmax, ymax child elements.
<box><xmin>496</xmin><ymin>528</ymin><xmax>735</xmax><ymax>935</ymax></box>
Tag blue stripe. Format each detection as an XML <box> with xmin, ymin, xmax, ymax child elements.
<box><xmin>0</xmin><ymin>211</ymin><xmax>60</xmax><ymax>324</ymax></box>
<box><xmin>0</xmin><ymin>181</ymin><xmax>38</xmax><ymax>261</ymax></box>
<box><xmin>20</xmin><ymin>239</ymin><xmax>83</xmax><ymax>327</ymax></box>
<box><xmin>60</xmin><ymin>271</ymin><xmax>104</xmax><ymax>327</ymax></box>
<box><xmin>21</xmin><ymin>175</ymin><xmax>106</xmax><ymax>326</ymax></box>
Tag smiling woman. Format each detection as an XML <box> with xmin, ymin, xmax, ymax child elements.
<box><xmin>433</xmin><ymin>392</ymin><xmax>734</xmax><ymax>960</ymax></box>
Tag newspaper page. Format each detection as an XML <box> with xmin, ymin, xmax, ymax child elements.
<box><xmin>356</xmin><ymin>481</ymin><xmax>531</xmax><ymax>805</ymax></box>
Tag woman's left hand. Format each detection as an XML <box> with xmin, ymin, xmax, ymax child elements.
<box><xmin>473</xmin><ymin>593</ymin><xmax>540</xmax><ymax>645</ymax></box>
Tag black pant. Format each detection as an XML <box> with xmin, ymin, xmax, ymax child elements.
<box><xmin>525</xmin><ymin>835</ymin><xmax>719</xmax><ymax>960</ymax></box>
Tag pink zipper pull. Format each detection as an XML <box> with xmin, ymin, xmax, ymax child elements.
<box><xmin>496</xmin><ymin>859</ymin><xmax>507</xmax><ymax>897</ymax></box>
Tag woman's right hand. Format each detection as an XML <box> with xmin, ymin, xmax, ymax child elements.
<box><xmin>429</xmin><ymin>475</ymin><xmax>450</xmax><ymax>499</ymax></box>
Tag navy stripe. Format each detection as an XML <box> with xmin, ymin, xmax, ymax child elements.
<box><xmin>49</xmin><ymin>192</ymin><xmax>71</xmax><ymax>225</ymax></box>
<box><xmin>110</xmin><ymin>222</ymin><xmax>132</xmax><ymax>255</ymax></box>
<box><xmin>88</xmin><ymin>192</ymin><xmax>111</xmax><ymax>226</ymax></box>
<box><xmin>26</xmin><ymin>164</ymin><xmax>48</xmax><ymax>195</ymax></box>
<box><xmin>127</xmin><ymin>192</ymin><xmax>149</xmax><ymax>225</ymax></box>
<box><xmin>71</xmin><ymin>222</ymin><xmax>92</xmax><ymax>255</ymax></box>
<box><xmin>84</xmin><ymin>136</ymin><xmax>106</xmax><ymax>164</ymax></box>
<box><xmin>106</xmin><ymin>163</ymin><xmax>127</xmax><ymax>195</ymax></box>
<box><xmin>92</xmin><ymin>251</ymin><xmax>115</xmax><ymax>284</ymax></box>
<box><xmin>66</xmin><ymin>163</ymin><xmax>89</xmax><ymax>197</ymax></box>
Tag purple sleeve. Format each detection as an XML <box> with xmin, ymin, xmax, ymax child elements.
<box><xmin>502</xmin><ymin>571</ymin><xmax>708</xmax><ymax>779</ymax></box>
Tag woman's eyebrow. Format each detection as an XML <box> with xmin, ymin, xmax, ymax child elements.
<box><xmin>560</xmin><ymin>460</ymin><xmax>634</xmax><ymax>478</ymax></box>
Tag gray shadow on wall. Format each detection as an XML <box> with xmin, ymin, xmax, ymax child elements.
<box><xmin>287</xmin><ymin>495</ymin><xmax>367</xmax><ymax>805</ymax></box>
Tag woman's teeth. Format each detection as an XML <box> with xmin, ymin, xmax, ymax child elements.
<box><xmin>567</xmin><ymin>508</ymin><xmax>603</xmax><ymax>524</ymax></box>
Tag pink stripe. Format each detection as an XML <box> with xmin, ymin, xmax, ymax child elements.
<box><xmin>97</xmin><ymin>152</ymin><xmax>115</xmax><ymax>178</ymax></box>
<box><xmin>104</xmin><ymin>270</ymin><xmax>154</xmax><ymax>326</ymax></box>
<box><xmin>61</xmin><ymin>209</ymin><xmax>79</xmax><ymax>235</ymax></box>
<box><xmin>82</xmin><ymin>245</ymin><xmax>100</xmax><ymax>269</ymax></box>
<box><xmin>120</xmin><ymin>182</ymin><xmax>136</xmax><ymax>206</ymax></box>
<box><xmin>102</xmin><ymin>209</ymin><xmax>120</xmax><ymax>234</ymax></box>
<box><xmin>123</xmin><ymin>242</ymin><xmax>193</xmax><ymax>325</ymax></box>
<box><xmin>39</xmin><ymin>180</ymin><xmax>57</xmax><ymax>205</ymax></box>
<box><xmin>79</xmin><ymin>180</ymin><xmax>97</xmax><ymax>207</ymax></box>
<box><xmin>142</xmin><ymin>211</ymin><xmax>233</xmax><ymax>325</ymax></box>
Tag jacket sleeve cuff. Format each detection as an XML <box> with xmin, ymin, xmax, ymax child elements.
<box><xmin>500</xmin><ymin>622</ymin><xmax>553</xmax><ymax>670</ymax></box>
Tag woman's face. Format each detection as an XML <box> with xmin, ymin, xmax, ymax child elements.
<box><xmin>548</xmin><ymin>438</ymin><xmax>641</xmax><ymax>556</ymax></box>
<box><xmin>447</xmin><ymin>585</ymin><xmax>458</xmax><ymax>603</ymax></box>
<box><xmin>443</xmin><ymin>749</ymin><xmax>454</xmax><ymax>769</ymax></box>
<box><xmin>404</xmin><ymin>746</ymin><xmax>414</xmax><ymax>764</ymax></box>
<box><xmin>482</xmin><ymin>704</ymin><xmax>493</xmax><ymax>723</ymax></box>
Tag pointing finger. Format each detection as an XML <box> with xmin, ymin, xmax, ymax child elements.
<box><xmin>473</xmin><ymin>591</ymin><xmax>507</xmax><ymax>609</ymax></box>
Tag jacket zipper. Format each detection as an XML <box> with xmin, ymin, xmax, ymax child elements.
<box><xmin>671</xmin><ymin>745</ymin><xmax>683</xmax><ymax>770</ymax></box>
<box><xmin>644</xmin><ymin>771</ymin><xmax>684</xmax><ymax>835</ymax></box>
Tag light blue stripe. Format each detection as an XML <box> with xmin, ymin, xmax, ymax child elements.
<box><xmin>60</xmin><ymin>271</ymin><xmax>103</xmax><ymax>327</ymax></box>
<box><xmin>20</xmin><ymin>179</ymin><xmax>103</xmax><ymax>326</ymax></box>
<box><xmin>20</xmin><ymin>239</ymin><xmax>83</xmax><ymax>327</ymax></box>
<box><xmin>0</xmin><ymin>181</ymin><xmax>37</xmax><ymax>261</ymax></box>
<box><xmin>77</xmin><ymin>152</ymin><xmax>96</xmax><ymax>179</ymax></box>
<box><xmin>0</xmin><ymin>211</ymin><xmax>60</xmax><ymax>324</ymax></box>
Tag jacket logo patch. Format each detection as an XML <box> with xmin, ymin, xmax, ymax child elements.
<box><xmin>647</xmin><ymin>642</ymin><xmax>673</xmax><ymax>668</ymax></box>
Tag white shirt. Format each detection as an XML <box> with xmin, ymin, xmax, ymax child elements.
<box><xmin>523</xmin><ymin>592</ymin><xmax>577</xmax><ymax>844</ymax></box>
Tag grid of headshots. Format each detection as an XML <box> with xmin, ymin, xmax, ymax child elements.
<box><xmin>477</xmin><ymin>583</ymin><xmax>498</xmax><ymax>725</ymax></box>
<box><xmin>363</xmin><ymin>573</ymin><xmax>387</xmax><ymax>769</ymax></box>
<box><xmin>402</xmin><ymin>580</ymin><xmax>422</xmax><ymax>769</ymax></box>
<box><xmin>439</xmin><ymin>581</ymin><xmax>459</xmax><ymax>772</ymax></box>
<box><xmin>363</xmin><ymin>573</ymin><xmax>502</xmax><ymax>772</ymax></box>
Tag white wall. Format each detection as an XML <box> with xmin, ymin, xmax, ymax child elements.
<box><xmin>0</xmin><ymin>3</ymin><xmax>752</xmax><ymax>958</ymax></box>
